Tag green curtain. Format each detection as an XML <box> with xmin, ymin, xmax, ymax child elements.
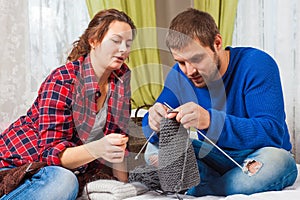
<box><xmin>86</xmin><ymin>0</ymin><xmax>163</xmax><ymax>109</ymax></box>
<box><xmin>194</xmin><ymin>0</ymin><xmax>239</xmax><ymax>47</ymax></box>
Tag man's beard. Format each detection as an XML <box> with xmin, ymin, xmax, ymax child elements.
<box><xmin>202</xmin><ymin>53</ymin><xmax>222</xmax><ymax>84</ymax></box>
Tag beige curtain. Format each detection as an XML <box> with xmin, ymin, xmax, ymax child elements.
<box><xmin>0</xmin><ymin>0</ymin><xmax>31</xmax><ymax>128</ymax></box>
<box><xmin>194</xmin><ymin>0</ymin><xmax>239</xmax><ymax>47</ymax></box>
<box><xmin>0</xmin><ymin>0</ymin><xmax>90</xmax><ymax>131</ymax></box>
<box><xmin>86</xmin><ymin>0</ymin><xmax>163</xmax><ymax>109</ymax></box>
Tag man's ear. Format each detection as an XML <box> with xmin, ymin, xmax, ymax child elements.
<box><xmin>214</xmin><ymin>34</ymin><xmax>223</xmax><ymax>50</ymax></box>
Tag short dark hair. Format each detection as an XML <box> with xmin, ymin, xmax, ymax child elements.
<box><xmin>166</xmin><ymin>8</ymin><xmax>219</xmax><ymax>51</ymax></box>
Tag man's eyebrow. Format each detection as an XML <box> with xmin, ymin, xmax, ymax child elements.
<box><xmin>190</xmin><ymin>53</ymin><xmax>204</xmax><ymax>60</ymax></box>
<box><xmin>174</xmin><ymin>53</ymin><xmax>204</xmax><ymax>63</ymax></box>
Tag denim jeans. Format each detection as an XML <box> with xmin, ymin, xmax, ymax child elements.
<box><xmin>186</xmin><ymin>139</ymin><xmax>298</xmax><ymax>196</ymax></box>
<box><xmin>0</xmin><ymin>166</ymin><xmax>78</xmax><ymax>200</ymax></box>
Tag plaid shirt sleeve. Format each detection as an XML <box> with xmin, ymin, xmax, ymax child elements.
<box><xmin>37</xmin><ymin>69</ymin><xmax>79</xmax><ymax>166</ymax></box>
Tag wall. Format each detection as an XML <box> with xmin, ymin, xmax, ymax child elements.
<box><xmin>155</xmin><ymin>0</ymin><xmax>193</xmax><ymax>78</ymax></box>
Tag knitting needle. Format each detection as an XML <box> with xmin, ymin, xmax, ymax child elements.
<box><xmin>196</xmin><ymin>130</ymin><xmax>244</xmax><ymax>171</ymax></box>
<box><xmin>134</xmin><ymin>131</ymin><xmax>156</xmax><ymax>160</ymax></box>
<box><xmin>163</xmin><ymin>102</ymin><xmax>244</xmax><ymax>172</ymax></box>
<box><xmin>134</xmin><ymin>102</ymin><xmax>175</xmax><ymax>160</ymax></box>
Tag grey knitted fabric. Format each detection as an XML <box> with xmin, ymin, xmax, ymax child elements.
<box><xmin>158</xmin><ymin>117</ymin><xmax>200</xmax><ymax>192</ymax></box>
<box><xmin>128</xmin><ymin>164</ymin><xmax>161</xmax><ymax>191</ymax></box>
<box><xmin>128</xmin><ymin>118</ymin><xmax>200</xmax><ymax>193</ymax></box>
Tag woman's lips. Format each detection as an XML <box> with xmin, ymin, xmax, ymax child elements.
<box><xmin>115</xmin><ymin>56</ymin><xmax>124</xmax><ymax>61</ymax></box>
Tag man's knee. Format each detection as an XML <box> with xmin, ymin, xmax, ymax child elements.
<box><xmin>242</xmin><ymin>159</ymin><xmax>263</xmax><ymax>176</ymax></box>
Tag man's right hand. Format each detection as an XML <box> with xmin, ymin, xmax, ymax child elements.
<box><xmin>148</xmin><ymin>102</ymin><xmax>168</xmax><ymax>132</ymax></box>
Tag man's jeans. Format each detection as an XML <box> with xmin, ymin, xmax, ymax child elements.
<box><xmin>0</xmin><ymin>166</ymin><xmax>78</xmax><ymax>200</ymax></box>
<box><xmin>187</xmin><ymin>139</ymin><xmax>298</xmax><ymax>196</ymax></box>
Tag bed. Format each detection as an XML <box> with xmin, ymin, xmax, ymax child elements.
<box><xmin>125</xmin><ymin>164</ymin><xmax>300</xmax><ymax>200</ymax></box>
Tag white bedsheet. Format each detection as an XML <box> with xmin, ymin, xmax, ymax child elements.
<box><xmin>125</xmin><ymin>164</ymin><xmax>300</xmax><ymax>200</ymax></box>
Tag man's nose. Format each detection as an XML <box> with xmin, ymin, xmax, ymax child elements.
<box><xmin>186</xmin><ymin>62</ymin><xmax>196</xmax><ymax>75</ymax></box>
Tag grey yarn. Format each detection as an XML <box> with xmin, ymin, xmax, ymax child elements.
<box><xmin>158</xmin><ymin>117</ymin><xmax>200</xmax><ymax>192</ymax></box>
<box><xmin>128</xmin><ymin>164</ymin><xmax>161</xmax><ymax>191</ymax></box>
<box><xmin>128</xmin><ymin>118</ymin><xmax>200</xmax><ymax>193</ymax></box>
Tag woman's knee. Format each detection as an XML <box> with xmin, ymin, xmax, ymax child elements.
<box><xmin>43</xmin><ymin>166</ymin><xmax>79</xmax><ymax>197</ymax></box>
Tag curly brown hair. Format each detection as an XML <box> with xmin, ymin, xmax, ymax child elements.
<box><xmin>67</xmin><ymin>9</ymin><xmax>136</xmax><ymax>62</ymax></box>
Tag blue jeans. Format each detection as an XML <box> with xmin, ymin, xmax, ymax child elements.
<box><xmin>187</xmin><ymin>139</ymin><xmax>298</xmax><ymax>196</ymax></box>
<box><xmin>0</xmin><ymin>166</ymin><xmax>78</xmax><ymax>200</ymax></box>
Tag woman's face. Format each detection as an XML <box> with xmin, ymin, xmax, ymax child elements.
<box><xmin>91</xmin><ymin>20</ymin><xmax>133</xmax><ymax>71</ymax></box>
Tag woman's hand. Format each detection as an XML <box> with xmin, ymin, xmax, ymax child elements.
<box><xmin>60</xmin><ymin>134</ymin><xmax>128</xmax><ymax>169</ymax></box>
<box><xmin>84</xmin><ymin>133</ymin><xmax>128</xmax><ymax>163</ymax></box>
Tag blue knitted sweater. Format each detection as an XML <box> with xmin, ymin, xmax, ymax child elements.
<box><xmin>142</xmin><ymin>46</ymin><xmax>292</xmax><ymax>151</ymax></box>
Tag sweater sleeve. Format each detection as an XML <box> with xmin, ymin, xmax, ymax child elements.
<box><xmin>210</xmin><ymin>49</ymin><xmax>291</xmax><ymax>150</ymax></box>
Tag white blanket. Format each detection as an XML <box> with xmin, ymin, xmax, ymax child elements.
<box><xmin>125</xmin><ymin>164</ymin><xmax>300</xmax><ymax>200</ymax></box>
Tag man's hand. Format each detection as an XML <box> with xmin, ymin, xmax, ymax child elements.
<box><xmin>167</xmin><ymin>102</ymin><xmax>210</xmax><ymax>130</ymax></box>
<box><xmin>148</xmin><ymin>102</ymin><xmax>168</xmax><ymax>132</ymax></box>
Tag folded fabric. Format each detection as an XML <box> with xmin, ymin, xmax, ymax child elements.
<box><xmin>79</xmin><ymin>179</ymin><xmax>149</xmax><ymax>200</ymax></box>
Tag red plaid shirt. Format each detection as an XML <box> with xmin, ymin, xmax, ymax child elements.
<box><xmin>0</xmin><ymin>55</ymin><xmax>131</xmax><ymax>167</ymax></box>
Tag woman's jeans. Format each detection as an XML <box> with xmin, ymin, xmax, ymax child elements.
<box><xmin>187</xmin><ymin>139</ymin><xmax>298</xmax><ymax>196</ymax></box>
<box><xmin>0</xmin><ymin>166</ymin><xmax>78</xmax><ymax>200</ymax></box>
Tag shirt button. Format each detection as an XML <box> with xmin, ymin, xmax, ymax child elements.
<box><xmin>95</xmin><ymin>92</ymin><xmax>100</xmax><ymax>97</ymax></box>
<box><xmin>74</xmin><ymin>170</ymin><xmax>80</xmax><ymax>175</ymax></box>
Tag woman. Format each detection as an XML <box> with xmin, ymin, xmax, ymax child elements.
<box><xmin>0</xmin><ymin>8</ymin><xmax>136</xmax><ymax>200</ymax></box>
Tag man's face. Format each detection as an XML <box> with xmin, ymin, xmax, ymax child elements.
<box><xmin>171</xmin><ymin>40</ymin><xmax>221</xmax><ymax>88</ymax></box>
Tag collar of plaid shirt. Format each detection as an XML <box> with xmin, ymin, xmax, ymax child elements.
<box><xmin>73</xmin><ymin>54</ymin><xmax>131</xmax><ymax>143</ymax></box>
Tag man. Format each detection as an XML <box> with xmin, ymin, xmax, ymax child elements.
<box><xmin>142</xmin><ymin>8</ymin><xmax>298</xmax><ymax>196</ymax></box>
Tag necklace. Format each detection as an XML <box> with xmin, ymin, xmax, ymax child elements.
<box><xmin>97</xmin><ymin>81</ymin><xmax>108</xmax><ymax>111</ymax></box>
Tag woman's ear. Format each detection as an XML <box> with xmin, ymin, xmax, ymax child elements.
<box><xmin>89</xmin><ymin>39</ymin><xmax>96</xmax><ymax>49</ymax></box>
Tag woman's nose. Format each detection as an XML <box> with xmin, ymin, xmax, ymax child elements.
<box><xmin>119</xmin><ymin>41</ymin><xmax>127</xmax><ymax>52</ymax></box>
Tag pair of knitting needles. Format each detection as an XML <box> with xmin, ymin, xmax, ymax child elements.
<box><xmin>134</xmin><ymin>102</ymin><xmax>178</xmax><ymax>160</ymax></box>
<box><xmin>163</xmin><ymin>102</ymin><xmax>244</xmax><ymax>172</ymax></box>
<box><xmin>134</xmin><ymin>102</ymin><xmax>244</xmax><ymax>172</ymax></box>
